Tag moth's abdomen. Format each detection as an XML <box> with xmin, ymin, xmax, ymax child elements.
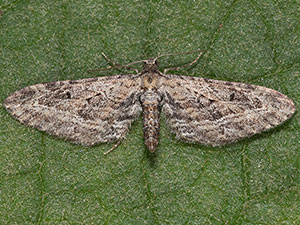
<box><xmin>140</xmin><ymin>92</ymin><xmax>162</xmax><ymax>152</ymax></box>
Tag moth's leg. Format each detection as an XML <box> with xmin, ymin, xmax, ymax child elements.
<box><xmin>103</xmin><ymin>139</ymin><xmax>124</xmax><ymax>155</ymax></box>
<box><xmin>163</xmin><ymin>51</ymin><xmax>204</xmax><ymax>74</ymax></box>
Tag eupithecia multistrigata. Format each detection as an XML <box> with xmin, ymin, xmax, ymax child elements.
<box><xmin>3</xmin><ymin>51</ymin><xmax>296</xmax><ymax>153</ymax></box>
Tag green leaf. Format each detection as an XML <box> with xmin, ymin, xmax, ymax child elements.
<box><xmin>1</xmin><ymin>0</ymin><xmax>299</xmax><ymax>224</ymax></box>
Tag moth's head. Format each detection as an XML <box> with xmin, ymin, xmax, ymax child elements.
<box><xmin>142</xmin><ymin>59</ymin><xmax>159</xmax><ymax>73</ymax></box>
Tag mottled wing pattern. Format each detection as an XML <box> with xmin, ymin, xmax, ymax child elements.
<box><xmin>4</xmin><ymin>75</ymin><xmax>142</xmax><ymax>146</ymax></box>
<box><xmin>160</xmin><ymin>74</ymin><xmax>296</xmax><ymax>146</ymax></box>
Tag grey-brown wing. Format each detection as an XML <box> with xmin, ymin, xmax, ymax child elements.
<box><xmin>159</xmin><ymin>74</ymin><xmax>295</xmax><ymax>146</ymax></box>
<box><xmin>4</xmin><ymin>75</ymin><xmax>142</xmax><ymax>146</ymax></box>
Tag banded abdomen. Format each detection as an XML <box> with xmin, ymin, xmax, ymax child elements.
<box><xmin>140</xmin><ymin>91</ymin><xmax>162</xmax><ymax>152</ymax></box>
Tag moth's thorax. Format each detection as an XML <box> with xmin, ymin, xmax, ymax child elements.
<box><xmin>141</xmin><ymin>73</ymin><xmax>160</xmax><ymax>91</ymax></box>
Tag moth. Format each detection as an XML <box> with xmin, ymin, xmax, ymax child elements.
<box><xmin>4</xmin><ymin>51</ymin><xmax>296</xmax><ymax>154</ymax></box>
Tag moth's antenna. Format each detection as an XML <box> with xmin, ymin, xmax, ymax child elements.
<box><xmin>88</xmin><ymin>50</ymin><xmax>206</xmax><ymax>73</ymax></box>
<box><xmin>154</xmin><ymin>49</ymin><xmax>206</xmax><ymax>61</ymax></box>
<box><xmin>154</xmin><ymin>49</ymin><xmax>206</xmax><ymax>73</ymax></box>
<box><xmin>88</xmin><ymin>53</ymin><xmax>144</xmax><ymax>73</ymax></box>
